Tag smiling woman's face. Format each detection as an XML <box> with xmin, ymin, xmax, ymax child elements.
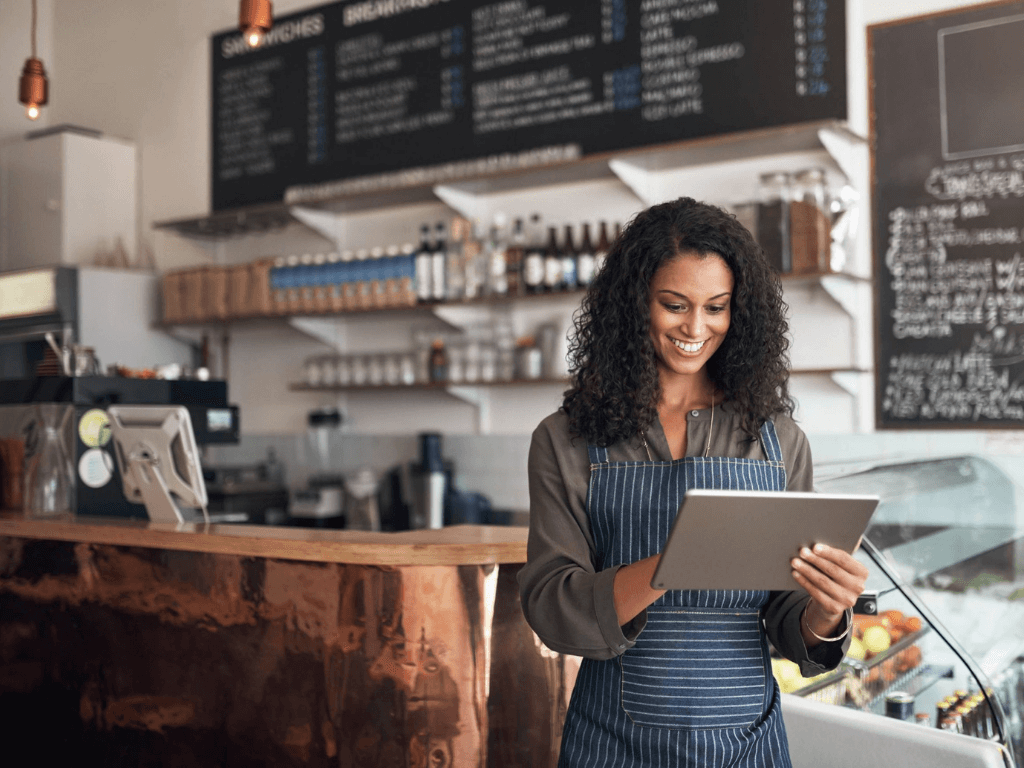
<box><xmin>648</xmin><ymin>251</ymin><xmax>733</xmax><ymax>384</ymax></box>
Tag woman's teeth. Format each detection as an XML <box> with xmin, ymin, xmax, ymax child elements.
<box><xmin>672</xmin><ymin>338</ymin><xmax>705</xmax><ymax>353</ymax></box>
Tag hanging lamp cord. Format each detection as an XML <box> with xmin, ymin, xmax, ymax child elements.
<box><xmin>31</xmin><ymin>0</ymin><xmax>37</xmax><ymax>59</ymax></box>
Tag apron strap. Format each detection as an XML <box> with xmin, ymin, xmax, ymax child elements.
<box><xmin>587</xmin><ymin>444</ymin><xmax>609</xmax><ymax>465</ymax></box>
<box><xmin>758</xmin><ymin>419</ymin><xmax>785</xmax><ymax>466</ymax></box>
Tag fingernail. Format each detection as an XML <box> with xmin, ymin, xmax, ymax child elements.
<box><xmin>813</xmin><ymin>544</ymin><xmax>825</xmax><ymax>553</ymax></box>
<box><xmin>801</xmin><ymin>547</ymin><xmax>812</xmax><ymax>557</ymax></box>
<box><xmin>792</xmin><ymin>558</ymin><xmax>803</xmax><ymax>568</ymax></box>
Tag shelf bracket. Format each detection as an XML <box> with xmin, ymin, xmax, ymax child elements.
<box><xmin>608</xmin><ymin>158</ymin><xmax>661</xmax><ymax>207</ymax></box>
<box><xmin>447</xmin><ymin>385</ymin><xmax>491</xmax><ymax>433</ymax></box>
<box><xmin>818</xmin><ymin>275</ymin><xmax>862</xmax><ymax>318</ymax></box>
<box><xmin>430</xmin><ymin>303</ymin><xmax>492</xmax><ymax>332</ymax></box>
<box><xmin>433</xmin><ymin>184</ymin><xmax>487</xmax><ymax>222</ymax></box>
<box><xmin>829</xmin><ymin>370</ymin><xmax>863</xmax><ymax>397</ymax></box>
<box><xmin>817</xmin><ymin>125</ymin><xmax>868</xmax><ymax>185</ymax></box>
<box><xmin>289</xmin><ymin>206</ymin><xmax>346</xmax><ymax>250</ymax></box>
<box><xmin>288</xmin><ymin>316</ymin><xmax>348</xmax><ymax>351</ymax></box>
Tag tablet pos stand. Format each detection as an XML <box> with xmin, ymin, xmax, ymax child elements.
<box><xmin>106</xmin><ymin>405</ymin><xmax>209</xmax><ymax>524</ymax></box>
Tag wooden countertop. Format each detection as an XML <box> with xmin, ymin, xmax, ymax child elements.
<box><xmin>0</xmin><ymin>512</ymin><xmax>529</xmax><ymax>566</ymax></box>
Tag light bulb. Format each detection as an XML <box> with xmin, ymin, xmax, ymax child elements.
<box><xmin>26</xmin><ymin>104</ymin><xmax>41</xmax><ymax>120</ymax></box>
<box><xmin>245</xmin><ymin>26</ymin><xmax>264</xmax><ymax>47</ymax></box>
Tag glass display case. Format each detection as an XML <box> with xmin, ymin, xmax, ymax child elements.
<box><xmin>782</xmin><ymin>455</ymin><xmax>1023</xmax><ymax>767</ymax></box>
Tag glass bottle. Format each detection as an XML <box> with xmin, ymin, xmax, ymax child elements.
<box><xmin>23</xmin><ymin>404</ymin><xmax>73</xmax><ymax>516</ymax></box>
<box><xmin>755</xmin><ymin>171</ymin><xmax>793</xmax><ymax>273</ymax></box>
<box><xmin>416</xmin><ymin>224</ymin><xmax>433</xmax><ymax>303</ymax></box>
<box><xmin>523</xmin><ymin>213</ymin><xmax>546</xmax><ymax>294</ymax></box>
<box><xmin>543</xmin><ymin>226</ymin><xmax>562</xmax><ymax>292</ymax></box>
<box><xmin>561</xmin><ymin>224</ymin><xmax>578</xmax><ymax>291</ymax></box>
<box><xmin>577</xmin><ymin>223</ymin><xmax>596</xmax><ymax>287</ymax></box>
<box><xmin>429</xmin><ymin>338</ymin><xmax>449</xmax><ymax>383</ymax></box>
<box><xmin>432</xmin><ymin>222</ymin><xmax>447</xmax><ymax>301</ymax></box>
<box><xmin>506</xmin><ymin>217</ymin><xmax>526</xmax><ymax>296</ymax></box>
<box><xmin>446</xmin><ymin>217</ymin><xmax>467</xmax><ymax>302</ymax></box>
<box><xmin>791</xmin><ymin>167</ymin><xmax>831</xmax><ymax>274</ymax></box>
<box><xmin>487</xmin><ymin>213</ymin><xmax>509</xmax><ymax>296</ymax></box>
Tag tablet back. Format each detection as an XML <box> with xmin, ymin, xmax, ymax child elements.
<box><xmin>650</xmin><ymin>489</ymin><xmax>879</xmax><ymax>591</ymax></box>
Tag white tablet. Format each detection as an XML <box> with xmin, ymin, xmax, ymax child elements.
<box><xmin>650</xmin><ymin>489</ymin><xmax>879</xmax><ymax>591</ymax></box>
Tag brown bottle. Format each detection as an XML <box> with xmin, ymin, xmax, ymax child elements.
<box><xmin>543</xmin><ymin>226</ymin><xmax>562</xmax><ymax>292</ymax></box>
<box><xmin>506</xmin><ymin>217</ymin><xmax>525</xmax><ymax>296</ymax></box>
<box><xmin>429</xmin><ymin>339</ymin><xmax>448</xmax><ymax>383</ymax></box>
<box><xmin>561</xmin><ymin>224</ymin><xmax>578</xmax><ymax>290</ymax></box>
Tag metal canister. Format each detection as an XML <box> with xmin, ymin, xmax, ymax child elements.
<box><xmin>885</xmin><ymin>691</ymin><xmax>915</xmax><ymax>720</ymax></box>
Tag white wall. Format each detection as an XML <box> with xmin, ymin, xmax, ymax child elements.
<box><xmin>3</xmin><ymin>0</ymin><xmax>1016</xmax><ymax>444</ymax></box>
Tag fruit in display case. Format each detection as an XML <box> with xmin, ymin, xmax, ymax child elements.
<box><xmin>861</xmin><ymin>625</ymin><xmax>892</xmax><ymax>655</ymax></box>
<box><xmin>771</xmin><ymin>658</ymin><xmax>829</xmax><ymax>694</ymax></box>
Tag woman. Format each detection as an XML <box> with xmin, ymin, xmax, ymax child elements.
<box><xmin>518</xmin><ymin>197</ymin><xmax>868</xmax><ymax>767</ymax></box>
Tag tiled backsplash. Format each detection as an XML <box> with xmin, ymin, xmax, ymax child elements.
<box><xmin>205</xmin><ymin>431</ymin><xmax>534</xmax><ymax>513</ymax></box>
<box><xmin>205</xmin><ymin>427</ymin><xmax>1024</xmax><ymax>525</ymax></box>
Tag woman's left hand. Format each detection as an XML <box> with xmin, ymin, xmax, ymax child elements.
<box><xmin>791</xmin><ymin>543</ymin><xmax>870</xmax><ymax>643</ymax></box>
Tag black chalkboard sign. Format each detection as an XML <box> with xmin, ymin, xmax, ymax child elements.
<box><xmin>871</xmin><ymin>1</ymin><xmax>1024</xmax><ymax>428</ymax></box>
<box><xmin>211</xmin><ymin>0</ymin><xmax>846</xmax><ymax>211</ymax></box>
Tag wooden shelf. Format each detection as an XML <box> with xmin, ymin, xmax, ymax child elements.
<box><xmin>153</xmin><ymin>120</ymin><xmax>861</xmax><ymax>240</ymax></box>
<box><xmin>780</xmin><ymin>270</ymin><xmax>871</xmax><ymax>285</ymax></box>
<box><xmin>161</xmin><ymin>288</ymin><xmax>586</xmax><ymax>328</ymax></box>
<box><xmin>790</xmin><ymin>368</ymin><xmax>870</xmax><ymax>375</ymax></box>
<box><xmin>290</xmin><ymin>378</ymin><xmax>568</xmax><ymax>393</ymax></box>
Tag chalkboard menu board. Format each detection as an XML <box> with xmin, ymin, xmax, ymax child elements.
<box><xmin>211</xmin><ymin>0</ymin><xmax>846</xmax><ymax>211</ymax></box>
<box><xmin>871</xmin><ymin>1</ymin><xmax>1024</xmax><ymax>428</ymax></box>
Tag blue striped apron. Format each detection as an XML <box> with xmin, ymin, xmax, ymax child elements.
<box><xmin>559</xmin><ymin>421</ymin><xmax>793</xmax><ymax>768</ymax></box>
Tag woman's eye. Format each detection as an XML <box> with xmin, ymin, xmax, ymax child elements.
<box><xmin>663</xmin><ymin>303</ymin><xmax>686</xmax><ymax>312</ymax></box>
<box><xmin>707</xmin><ymin>305</ymin><xmax>726</xmax><ymax>314</ymax></box>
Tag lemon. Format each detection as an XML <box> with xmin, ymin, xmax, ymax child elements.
<box><xmin>862</xmin><ymin>625</ymin><xmax>892</xmax><ymax>655</ymax></box>
<box><xmin>846</xmin><ymin>637</ymin><xmax>867</xmax><ymax>661</ymax></box>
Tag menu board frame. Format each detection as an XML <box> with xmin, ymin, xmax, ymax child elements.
<box><xmin>870</xmin><ymin>0</ymin><xmax>1024</xmax><ymax>429</ymax></box>
<box><xmin>210</xmin><ymin>0</ymin><xmax>847</xmax><ymax>212</ymax></box>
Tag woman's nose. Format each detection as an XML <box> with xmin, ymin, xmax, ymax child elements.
<box><xmin>681</xmin><ymin>311</ymin><xmax>705</xmax><ymax>337</ymax></box>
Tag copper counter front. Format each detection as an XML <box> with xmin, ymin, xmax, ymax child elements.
<box><xmin>0</xmin><ymin>533</ymin><xmax>579</xmax><ymax>767</ymax></box>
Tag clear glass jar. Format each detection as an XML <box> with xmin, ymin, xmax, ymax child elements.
<box><xmin>791</xmin><ymin>167</ymin><xmax>831</xmax><ymax>273</ymax></box>
<box><xmin>755</xmin><ymin>171</ymin><xmax>792</xmax><ymax>273</ymax></box>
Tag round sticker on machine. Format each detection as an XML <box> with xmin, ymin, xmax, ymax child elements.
<box><xmin>79</xmin><ymin>448</ymin><xmax>114</xmax><ymax>489</ymax></box>
<box><xmin>79</xmin><ymin>408</ymin><xmax>112</xmax><ymax>448</ymax></box>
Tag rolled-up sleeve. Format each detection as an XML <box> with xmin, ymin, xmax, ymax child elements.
<box><xmin>517</xmin><ymin>415</ymin><xmax>645</xmax><ymax>659</ymax></box>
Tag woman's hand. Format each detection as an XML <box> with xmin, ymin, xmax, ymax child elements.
<box><xmin>791</xmin><ymin>543</ymin><xmax>869</xmax><ymax>645</ymax></box>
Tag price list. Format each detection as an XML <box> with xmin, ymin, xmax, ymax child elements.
<box><xmin>872</xmin><ymin>2</ymin><xmax>1024</xmax><ymax>427</ymax></box>
<box><xmin>211</xmin><ymin>0</ymin><xmax>846</xmax><ymax>211</ymax></box>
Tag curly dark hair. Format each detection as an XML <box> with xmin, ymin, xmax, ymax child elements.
<box><xmin>562</xmin><ymin>196</ymin><xmax>794</xmax><ymax>447</ymax></box>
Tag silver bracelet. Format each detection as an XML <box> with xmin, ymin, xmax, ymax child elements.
<box><xmin>802</xmin><ymin>604</ymin><xmax>853</xmax><ymax>642</ymax></box>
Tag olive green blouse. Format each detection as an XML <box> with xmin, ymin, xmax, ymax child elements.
<box><xmin>518</xmin><ymin>402</ymin><xmax>851</xmax><ymax>677</ymax></box>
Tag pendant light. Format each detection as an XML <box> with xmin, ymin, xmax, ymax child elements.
<box><xmin>18</xmin><ymin>0</ymin><xmax>48</xmax><ymax>121</ymax></box>
<box><xmin>239</xmin><ymin>0</ymin><xmax>273</xmax><ymax>49</ymax></box>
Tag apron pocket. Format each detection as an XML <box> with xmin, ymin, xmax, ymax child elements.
<box><xmin>619</xmin><ymin>607</ymin><xmax>769</xmax><ymax>730</ymax></box>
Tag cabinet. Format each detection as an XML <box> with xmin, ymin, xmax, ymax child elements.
<box><xmin>0</xmin><ymin>129</ymin><xmax>137</xmax><ymax>272</ymax></box>
<box><xmin>155</xmin><ymin>121</ymin><xmax>874</xmax><ymax>436</ymax></box>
